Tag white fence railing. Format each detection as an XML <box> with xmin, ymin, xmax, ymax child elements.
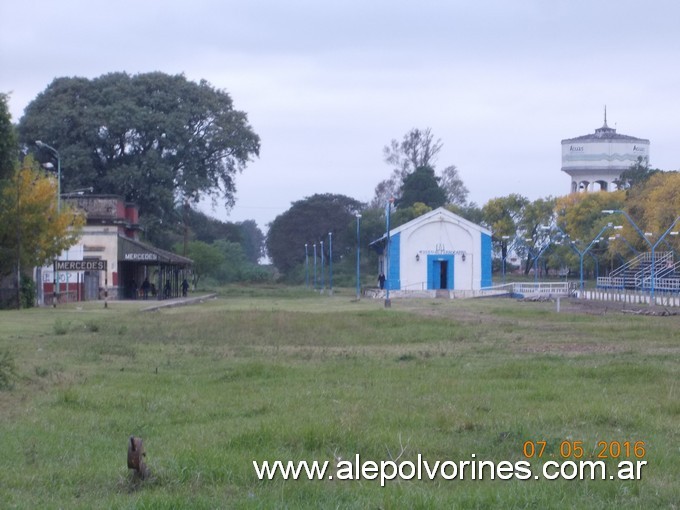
<box><xmin>508</xmin><ymin>282</ymin><xmax>573</xmax><ymax>297</ymax></box>
<box><xmin>578</xmin><ymin>289</ymin><xmax>680</xmax><ymax>307</ymax></box>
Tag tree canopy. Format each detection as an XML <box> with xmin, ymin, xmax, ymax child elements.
<box><xmin>613</xmin><ymin>157</ymin><xmax>660</xmax><ymax>191</ymax></box>
<box><xmin>555</xmin><ymin>191</ymin><xmax>625</xmax><ymax>244</ymax></box>
<box><xmin>372</xmin><ymin>127</ymin><xmax>467</xmax><ymax>208</ymax></box>
<box><xmin>0</xmin><ymin>93</ymin><xmax>17</xmax><ymax>180</ymax></box>
<box><xmin>18</xmin><ymin>72</ymin><xmax>260</xmax><ymax>223</ymax></box>
<box><xmin>266</xmin><ymin>193</ymin><xmax>364</xmax><ymax>274</ymax></box>
<box><xmin>397</xmin><ymin>166</ymin><xmax>447</xmax><ymax>209</ymax></box>
<box><xmin>618</xmin><ymin>172</ymin><xmax>680</xmax><ymax>250</ymax></box>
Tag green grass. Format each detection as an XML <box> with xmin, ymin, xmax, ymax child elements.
<box><xmin>0</xmin><ymin>288</ymin><xmax>678</xmax><ymax>508</ymax></box>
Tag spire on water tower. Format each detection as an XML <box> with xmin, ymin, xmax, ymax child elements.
<box><xmin>603</xmin><ymin>105</ymin><xmax>608</xmax><ymax>127</ymax></box>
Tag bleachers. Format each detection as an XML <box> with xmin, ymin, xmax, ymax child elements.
<box><xmin>597</xmin><ymin>252</ymin><xmax>680</xmax><ymax>291</ymax></box>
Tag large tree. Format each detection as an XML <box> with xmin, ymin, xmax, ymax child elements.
<box><xmin>0</xmin><ymin>92</ymin><xmax>17</xmax><ymax>180</ymax></box>
<box><xmin>266</xmin><ymin>193</ymin><xmax>364</xmax><ymax>274</ymax></box>
<box><xmin>555</xmin><ymin>191</ymin><xmax>626</xmax><ymax>244</ymax></box>
<box><xmin>18</xmin><ymin>72</ymin><xmax>260</xmax><ymax>224</ymax></box>
<box><xmin>397</xmin><ymin>166</ymin><xmax>447</xmax><ymax>209</ymax></box>
<box><xmin>481</xmin><ymin>194</ymin><xmax>529</xmax><ymax>272</ymax></box>
<box><xmin>372</xmin><ymin>127</ymin><xmax>467</xmax><ymax>208</ymax></box>
<box><xmin>237</xmin><ymin>220</ymin><xmax>266</xmax><ymax>264</ymax></box>
<box><xmin>373</xmin><ymin>127</ymin><xmax>443</xmax><ymax>207</ymax></box>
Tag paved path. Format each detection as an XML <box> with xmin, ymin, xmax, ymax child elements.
<box><xmin>139</xmin><ymin>293</ymin><xmax>218</xmax><ymax>312</ymax></box>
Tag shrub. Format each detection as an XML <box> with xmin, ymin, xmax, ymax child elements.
<box><xmin>20</xmin><ymin>276</ymin><xmax>35</xmax><ymax>308</ymax></box>
<box><xmin>0</xmin><ymin>349</ymin><xmax>17</xmax><ymax>390</ymax></box>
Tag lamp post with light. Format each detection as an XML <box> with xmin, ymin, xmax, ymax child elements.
<box><xmin>355</xmin><ymin>213</ymin><xmax>362</xmax><ymax>300</ymax></box>
<box><xmin>520</xmin><ymin>234</ymin><xmax>552</xmax><ymax>285</ymax></box>
<box><xmin>385</xmin><ymin>197</ymin><xmax>394</xmax><ymax>308</ymax></box>
<box><xmin>313</xmin><ymin>243</ymin><xmax>317</xmax><ymax>290</ymax></box>
<box><xmin>553</xmin><ymin>223</ymin><xmax>622</xmax><ymax>291</ymax></box>
<box><xmin>320</xmin><ymin>240</ymin><xmax>325</xmax><ymax>293</ymax></box>
<box><xmin>36</xmin><ymin>141</ymin><xmax>61</xmax><ymax>307</ymax></box>
<box><xmin>328</xmin><ymin>232</ymin><xmax>333</xmax><ymax>295</ymax></box>
<box><xmin>304</xmin><ymin>243</ymin><xmax>309</xmax><ymax>289</ymax></box>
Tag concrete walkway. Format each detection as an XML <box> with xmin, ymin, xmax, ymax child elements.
<box><xmin>139</xmin><ymin>293</ymin><xmax>218</xmax><ymax>312</ymax></box>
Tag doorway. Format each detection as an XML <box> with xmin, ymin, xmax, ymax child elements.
<box><xmin>427</xmin><ymin>255</ymin><xmax>454</xmax><ymax>290</ymax></box>
<box><xmin>439</xmin><ymin>260</ymin><xmax>448</xmax><ymax>289</ymax></box>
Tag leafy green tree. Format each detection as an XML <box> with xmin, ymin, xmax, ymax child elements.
<box><xmin>182</xmin><ymin>240</ymin><xmax>226</xmax><ymax>288</ymax></box>
<box><xmin>481</xmin><ymin>194</ymin><xmax>529</xmax><ymax>270</ymax></box>
<box><xmin>555</xmin><ymin>191</ymin><xmax>626</xmax><ymax>244</ymax></box>
<box><xmin>266</xmin><ymin>193</ymin><xmax>364</xmax><ymax>275</ymax></box>
<box><xmin>390</xmin><ymin>202</ymin><xmax>433</xmax><ymax>229</ymax></box>
<box><xmin>397</xmin><ymin>166</ymin><xmax>447</xmax><ymax>209</ymax></box>
<box><xmin>519</xmin><ymin>197</ymin><xmax>556</xmax><ymax>274</ymax></box>
<box><xmin>520</xmin><ymin>197</ymin><xmax>556</xmax><ymax>242</ymax></box>
<box><xmin>237</xmin><ymin>220</ymin><xmax>265</xmax><ymax>264</ymax></box>
<box><xmin>18</xmin><ymin>72</ymin><xmax>260</xmax><ymax>225</ymax></box>
<box><xmin>445</xmin><ymin>202</ymin><xmax>483</xmax><ymax>225</ymax></box>
<box><xmin>157</xmin><ymin>206</ymin><xmax>264</xmax><ymax>269</ymax></box>
<box><xmin>0</xmin><ymin>93</ymin><xmax>17</xmax><ymax>180</ymax></box>
<box><xmin>213</xmin><ymin>240</ymin><xmax>248</xmax><ymax>282</ymax></box>
<box><xmin>613</xmin><ymin>156</ymin><xmax>660</xmax><ymax>191</ymax></box>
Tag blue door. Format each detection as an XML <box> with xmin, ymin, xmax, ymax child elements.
<box><xmin>427</xmin><ymin>255</ymin><xmax>454</xmax><ymax>290</ymax></box>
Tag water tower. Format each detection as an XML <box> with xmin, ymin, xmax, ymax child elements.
<box><xmin>561</xmin><ymin>110</ymin><xmax>649</xmax><ymax>193</ymax></box>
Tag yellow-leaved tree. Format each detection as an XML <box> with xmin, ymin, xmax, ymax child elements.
<box><xmin>625</xmin><ymin>172</ymin><xmax>680</xmax><ymax>234</ymax></box>
<box><xmin>0</xmin><ymin>156</ymin><xmax>84</xmax><ymax>308</ymax></box>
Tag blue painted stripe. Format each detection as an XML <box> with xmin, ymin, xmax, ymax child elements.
<box><xmin>387</xmin><ymin>233</ymin><xmax>400</xmax><ymax>290</ymax></box>
<box><xmin>481</xmin><ymin>233</ymin><xmax>492</xmax><ymax>288</ymax></box>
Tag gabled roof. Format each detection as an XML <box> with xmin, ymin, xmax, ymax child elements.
<box><xmin>370</xmin><ymin>207</ymin><xmax>491</xmax><ymax>246</ymax></box>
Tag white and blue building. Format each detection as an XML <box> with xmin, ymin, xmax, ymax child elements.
<box><xmin>371</xmin><ymin>207</ymin><xmax>492</xmax><ymax>295</ymax></box>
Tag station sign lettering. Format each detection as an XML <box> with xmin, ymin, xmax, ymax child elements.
<box><xmin>123</xmin><ymin>252</ymin><xmax>158</xmax><ymax>261</ymax></box>
<box><xmin>55</xmin><ymin>260</ymin><xmax>107</xmax><ymax>271</ymax></box>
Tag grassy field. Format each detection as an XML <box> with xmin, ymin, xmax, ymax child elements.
<box><xmin>0</xmin><ymin>286</ymin><xmax>678</xmax><ymax>509</ymax></box>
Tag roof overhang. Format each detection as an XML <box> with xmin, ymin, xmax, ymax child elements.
<box><xmin>118</xmin><ymin>236</ymin><xmax>192</xmax><ymax>266</ymax></box>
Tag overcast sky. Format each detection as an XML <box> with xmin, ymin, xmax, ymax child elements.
<box><xmin>2</xmin><ymin>0</ymin><xmax>679</xmax><ymax>231</ymax></box>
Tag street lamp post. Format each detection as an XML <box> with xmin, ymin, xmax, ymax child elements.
<box><xmin>36</xmin><ymin>141</ymin><xmax>61</xmax><ymax>307</ymax></box>
<box><xmin>554</xmin><ymin>223</ymin><xmax>621</xmax><ymax>291</ymax></box>
<box><xmin>602</xmin><ymin>210</ymin><xmax>649</xmax><ymax>245</ymax></box>
<box><xmin>356</xmin><ymin>213</ymin><xmax>362</xmax><ymax>300</ymax></box>
<box><xmin>320</xmin><ymin>240</ymin><xmax>325</xmax><ymax>293</ymax></box>
<box><xmin>304</xmin><ymin>243</ymin><xmax>309</xmax><ymax>289</ymax></box>
<box><xmin>385</xmin><ymin>198</ymin><xmax>394</xmax><ymax>308</ymax></box>
<box><xmin>313</xmin><ymin>243</ymin><xmax>317</xmax><ymax>290</ymax></box>
<box><xmin>328</xmin><ymin>232</ymin><xmax>333</xmax><ymax>295</ymax></box>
